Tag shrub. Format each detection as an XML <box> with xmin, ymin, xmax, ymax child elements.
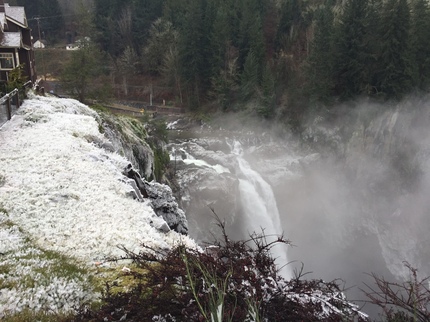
<box><xmin>72</xmin><ymin>218</ymin><xmax>367</xmax><ymax>321</ymax></box>
<box><xmin>363</xmin><ymin>262</ymin><xmax>430</xmax><ymax>322</ymax></box>
<box><xmin>1</xmin><ymin>65</ymin><xmax>28</xmax><ymax>98</ymax></box>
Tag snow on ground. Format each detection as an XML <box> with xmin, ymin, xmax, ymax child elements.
<box><xmin>0</xmin><ymin>93</ymin><xmax>196</xmax><ymax>316</ymax></box>
<box><xmin>0</xmin><ymin>211</ymin><xmax>96</xmax><ymax>317</ymax></box>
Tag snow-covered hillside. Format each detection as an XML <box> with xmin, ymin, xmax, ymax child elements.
<box><xmin>0</xmin><ymin>93</ymin><xmax>195</xmax><ymax>316</ymax></box>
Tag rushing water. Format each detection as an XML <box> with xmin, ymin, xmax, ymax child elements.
<box><xmin>167</xmin><ymin>97</ymin><xmax>430</xmax><ymax>318</ymax></box>
<box><xmin>230</xmin><ymin>140</ymin><xmax>291</xmax><ymax>278</ymax></box>
<box><xmin>169</xmin><ymin>138</ymin><xmax>291</xmax><ymax>277</ymax></box>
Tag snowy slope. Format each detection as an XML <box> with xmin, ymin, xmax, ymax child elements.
<box><xmin>0</xmin><ymin>94</ymin><xmax>195</xmax><ymax>316</ymax></box>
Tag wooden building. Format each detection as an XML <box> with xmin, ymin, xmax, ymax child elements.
<box><xmin>0</xmin><ymin>0</ymin><xmax>36</xmax><ymax>84</ymax></box>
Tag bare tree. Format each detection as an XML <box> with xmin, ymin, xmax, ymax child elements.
<box><xmin>116</xmin><ymin>46</ymin><xmax>137</xmax><ymax>96</ymax></box>
<box><xmin>363</xmin><ymin>262</ymin><xmax>430</xmax><ymax>322</ymax></box>
<box><xmin>161</xmin><ymin>45</ymin><xmax>182</xmax><ymax>105</ymax></box>
<box><xmin>117</xmin><ymin>6</ymin><xmax>133</xmax><ymax>49</ymax></box>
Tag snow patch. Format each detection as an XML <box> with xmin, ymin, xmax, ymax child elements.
<box><xmin>0</xmin><ymin>93</ymin><xmax>196</xmax><ymax>316</ymax></box>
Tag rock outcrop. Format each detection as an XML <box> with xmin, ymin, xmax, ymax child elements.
<box><xmin>145</xmin><ymin>180</ymin><xmax>188</xmax><ymax>235</ymax></box>
<box><xmin>96</xmin><ymin>112</ymin><xmax>189</xmax><ymax>236</ymax></box>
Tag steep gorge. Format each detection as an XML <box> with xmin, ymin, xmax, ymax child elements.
<box><xmin>160</xmin><ymin>96</ymin><xmax>430</xmax><ymax>316</ymax></box>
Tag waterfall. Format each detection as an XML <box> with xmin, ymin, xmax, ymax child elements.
<box><xmin>231</xmin><ymin>141</ymin><xmax>291</xmax><ymax>278</ymax></box>
<box><xmin>170</xmin><ymin>147</ymin><xmax>230</xmax><ymax>174</ymax></box>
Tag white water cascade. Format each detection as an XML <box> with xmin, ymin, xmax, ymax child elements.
<box><xmin>170</xmin><ymin>147</ymin><xmax>230</xmax><ymax>174</ymax></box>
<box><xmin>231</xmin><ymin>141</ymin><xmax>291</xmax><ymax>279</ymax></box>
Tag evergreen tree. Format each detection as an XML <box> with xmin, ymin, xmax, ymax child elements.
<box><xmin>275</xmin><ymin>0</ymin><xmax>303</xmax><ymax>52</ymax></box>
<box><xmin>209</xmin><ymin>3</ymin><xmax>239</xmax><ymax>111</ymax></box>
<box><xmin>144</xmin><ymin>19</ymin><xmax>178</xmax><ymax>75</ymax></box>
<box><xmin>211</xmin><ymin>54</ymin><xmax>238</xmax><ymax>111</ymax></box>
<box><xmin>163</xmin><ymin>0</ymin><xmax>192</xmax><ymax>29</ymax></box>
<box><xmin>364</xmin><ymin>0</ymin><xmax>383</xmax><ymax>96</ymax></box>
<box><xmin>333</xmin><ymin>0</ymin><xmax>370</xmax><ymax>99</ymax></box>
<box><xmin>16</xmin><ymin>0</ymin><xmax>37</xmax><ymax>20</ymax></box>
<box><xmin>375</xmin><ymin>0</ymin><xmax>413</xmax><ymax>98</ymax></box>
<box><xmin>17</xmin><ymin>0</ymin><xmax>64</xmax><ymax>43</ymax></box>
<box><xmin>410</xmin><ymin>0</ymin><xmax>430</xmax><ymax>91</ymax></box>
<box><xmin>93</xmin><ymin>0</ymin><xmax>131</xmax><ymax>56</ymax></box>
<box><xmin>201</xmin><ymin>0</ymin><xmax>218</xmax><ymax>82</ymax></box>
<box><xmin>39</xmin><ymin>0</ymin><xmax>64</xmax><ymax>41</ymax></box>
<box><xmin>305</xmin><ymin>3</ymin><xmax>335</xmax><ymax>106</ymax></box>
<box><xmin>178</xmin><ymin>0</ymin><xmax>206</xmax><ymax>108</ymax></box>
<box><xmin>61</xmin><ymin>43</ymin><xmax>107</xmax><ymax>102</ymax></box>
<box><xmin>75</xmin><ymin>0</ymin><xmax>95</xmax><ymax>38</ymax></box>
<box><xmin>237</xmin><ymin>0</ymin><xmax>265</xmax><ymax>72</ymax></box>
<box><xmin>261</xmin><ymin>0</ymin><xmax>279</xmax><ymax>59</ymax></box>
<box><xmin>240</xmin><ymin>50</ymin><xmax>259</xmax><ymax>101</ymax></box>
<box><xmin>210</xmin><ymin>6</ymin><xmax>231</xmax><ymax>72</ymax></box>
<box><xmin>258</xmin><ymin>62</ymin><xmax>276</xmax><ymax>118</ymax></box>
<box><xmin>131</xmin><ymin>0</ymin><xmax>165</xmax><ymax>53</ymax></box>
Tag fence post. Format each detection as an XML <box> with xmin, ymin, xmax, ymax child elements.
<box><xmin>17</xmin><ymin>91</ymin><xmax>20</xmax><ymax>109</ymax></box>
<box><xmin>6</xmin><ymin>95</ymin><xmax>11</xmax><ymax>120</ymax></box>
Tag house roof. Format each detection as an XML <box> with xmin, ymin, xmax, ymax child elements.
<box><xmin>0</xmin><ymin>31</ymin><xmax>21</xmax><ymax>47</ymax></box>
<box><xmin>33</xmin><ymin>39</ymin><xmax>46</xmax><ymax>48</ymax></box>
<box><xmin>4</xmin><ymin>4</ymin><xmax>27</xmax><ymax>27</ymax></box>
<box><xmin>0</xmin><ymin>13</ymin><xmax>5</xmax><ymax>31</ymax></box>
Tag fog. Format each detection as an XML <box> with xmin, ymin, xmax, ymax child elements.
<box><xmin>170</xmin><ymin>95</ymin><xmax>430</xmax><ymax>317</ymax></box>
<box><xmin>257</xmin><ymin>96</ymin><xmax>430</xmax><ymax>315</ymax></box>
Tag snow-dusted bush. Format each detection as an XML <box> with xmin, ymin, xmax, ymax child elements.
<box><xmin>73</xmin><ymin>220</ymin><xmax>368</xmax><ymax>321</ymax></box>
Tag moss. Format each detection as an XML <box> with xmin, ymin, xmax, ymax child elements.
<box><xmin>89</xmin><ymin>104</ymin><xmax>109</xmax><ymax>113</ymax></box>
<box><xmin>2</xmin><ymin>309</ymin><xmax>73</xmax><ymax>322</ymax></box>
<box><xmin>92</xmin><ymin>263</ymin><xmax>150</xmax><ymax>296</ymax></box>
<box><xmin>98</xmin><ymin>123</ymin><xmax>105</xmax><ymax>134</ymax></box>
<box><xmin>92</xmin><ymin>111</ymin><xmax>171</xmax><ymax>181</ymax></box>
<box><xmin>0</xmin><ymin>219</ymin><xmax>95</xmax><ymax>295</ymax></box>
<box><xmin>3</xmin><ymin>243</ymin><xmax>93</xmax><ymax>290</ymax></box>
<box><xmin>1</xmin><ymin>219</ymin><xmax>14</xmax><ymax>228</ymax></box>
<box><xmin>0</xmin><ymin>264</ymin><xmax>13</xmax><ymax>288</ymax></box>
<box><xmin>0</xmin><ymin>205</ymin><xmax>8</xmax><ymax>215</ymax></box>
<box><xmin>128</xmin><ymin>118</ymin><xmax>147</xmax><ymax>141</ymax></box>
<box><xmin>35</xmin><ymin>249</ymin><xmax>89</xmax><ymax>280</ymax></box>
<box><xmin>150</xmin><ymin>119</ymin><xmax>168</xmax><ymax>143</ymax></box>
<box><xmin>152</xmin><ymin>146</ymin><xmax>170</xmax><ymax>182</ymax></box>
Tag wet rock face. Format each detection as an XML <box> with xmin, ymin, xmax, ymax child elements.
<box><xmin>145</xmin><ymin>180</ymin><xmax>189</xmax><ymax>235</ymax></box>
<box><xmin>120</xmin><ymin>162</ymin><xmax>189</xmax><ymax>235</ymax></box>
<box><xmin>97</xmin><ymin>112</ymin><xmax>189</xmax><ymax>235</ymax></box>
<box><xmin>175</xmin><ymin>166</ymin><xmax>239</xmax><ymax>243</ymax></box>
<box><xmin>100</xmin><ymin>114</ymin><xmax>154</xmax><ymax>180</ymax></box>
<box><xmin>168</xmin><ymin>139</ymin><xmax>241</xmax><ymax>243</ymax></box>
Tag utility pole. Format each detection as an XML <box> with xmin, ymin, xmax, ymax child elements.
<box><xmin>150</xmin><ymin>84</ymin><xmax>153</xmax><ymax>106</ymax></box>
<box><xmin>35</xmin><ymin>16</ymin><xmax>46</xmax><ymax>81</ymax></box>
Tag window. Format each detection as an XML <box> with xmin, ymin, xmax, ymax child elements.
<box><xmin>0</xmin><ymin>53</ymin><xmax>15</xmax><ymax>70</ymax></box>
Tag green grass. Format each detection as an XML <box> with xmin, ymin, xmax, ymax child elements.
<box><xmin>1</xmin><ymin>309</ymin><xmax>73</xmax><ymax>322</ymax></box>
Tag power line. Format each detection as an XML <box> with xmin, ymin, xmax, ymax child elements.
<box><xmin>28</xmin><ymin>13</ymin><xmax>86</xmax><ymax>21</ymax></box>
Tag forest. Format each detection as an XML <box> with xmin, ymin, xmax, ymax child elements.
<box><xmin>12</xmin><ymin>0</ymin><xmax>430</xmax><ymax>126</ymax></box>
